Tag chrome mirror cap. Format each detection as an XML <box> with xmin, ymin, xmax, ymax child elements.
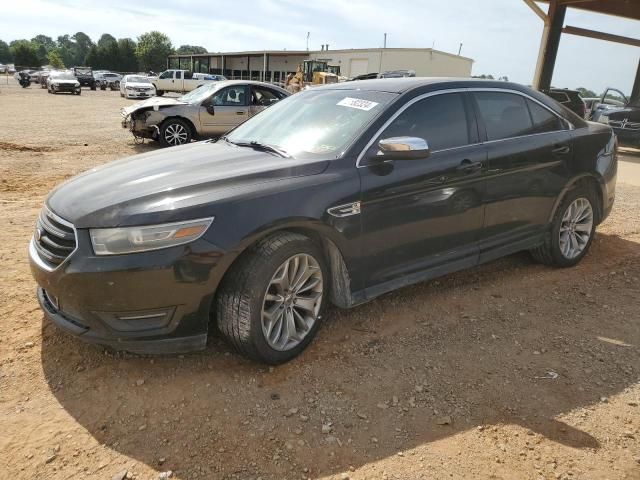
<box><xmin>377</xmin><ymin>136</ymin><xmax>430</xmax><ymax>160</ymax></box>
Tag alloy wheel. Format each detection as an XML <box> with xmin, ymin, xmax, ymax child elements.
<box><xmin>261</xmin><ymin>254</ymin><xmax>323</xmax><ymax>351</ymax></box>
<box><xmin>559</xmin><ymin>197</ymin><xmax>593</xmax><ymax>259</ymax></box>
<box><xmin>164</xmin><ymin>123</ymin><xmax>188</xmax><ymax>146</ymax></box>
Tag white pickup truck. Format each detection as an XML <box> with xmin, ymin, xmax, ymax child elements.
<box><xmin>152</xmin><ymin>69</ymin><xmax>218</xmax><ymax>96</ymax></box>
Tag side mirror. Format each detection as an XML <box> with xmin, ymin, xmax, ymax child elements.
<box><xmin>375</xmin><ymin>137</ymin><xmax>430</xmax><ymax>160</ymax></box>
<box><xmin>206</xmin><ymin>104</ymin><xmax>215</xmax><ymax>116</ymax></box>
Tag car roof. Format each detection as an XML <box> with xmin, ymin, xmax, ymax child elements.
<box><xmin>315</xmin><ymin>77</ymin><xmax>538</xmax><ymax>95</ymax></box>
<box><xmin>211</xmin><ymin>79</ymin><xmax>289</xmax><ymax>94</ymax></box>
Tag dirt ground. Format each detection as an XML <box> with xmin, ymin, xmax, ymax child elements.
<box><xmin>1</xmin><ymin>78</ymin><xmax>639</xmax><ymax>480</ymax></box>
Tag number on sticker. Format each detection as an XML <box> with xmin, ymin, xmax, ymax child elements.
<box><xmin>336</xmin><ymin>97</ymin><xmax>379</xmax><ymax>111</ymax></box>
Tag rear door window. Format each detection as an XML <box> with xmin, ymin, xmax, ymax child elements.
<box><xmin>380</xmin><ymin>93</ymin><xmax>472</xmax><ymax>151</ymax></box>
<box><xmin>474</xmin><ymin>92</ymin><xmax>534</xmax><ymax>141</ymax></box>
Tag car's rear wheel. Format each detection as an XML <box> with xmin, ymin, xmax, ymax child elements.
<box><xmin>216</xmin><ymin>232</ymin><xmax>328</xmax><ymax>364</ymax></box>
<box><xmin>156</xmin><ymin>90</ymin><xmax>164</xmax><ymax>96</ymax></box>
<box><xmin>160</xmin><ymin>119</ymin><xmax>192</xmax><ymax>147</ymax></box>
<box><xmin>530</xmin><ymin>185</ymin><xmax>597</xmax><ymax>267</ymax></box>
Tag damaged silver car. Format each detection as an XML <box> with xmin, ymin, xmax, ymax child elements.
<box><xmin>121</xmin><ymin>80</ymin><xmax>290</xmax><ymax>147</ymax></box>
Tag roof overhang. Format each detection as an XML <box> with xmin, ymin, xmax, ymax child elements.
<box><xmin>538</xmin><ymin>0</ymin><xmax>640</xmax><ymax>21</ymax></box>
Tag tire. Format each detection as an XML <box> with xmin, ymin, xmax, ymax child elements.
<box><xmin>216</xmin><ymin>232</ymin><xmax>329</xmax><ymax>364</ymax></box>
<box><xmin>90</xmin><ymin>84</ymin><xmax>96</xmax><ymax>91</ymax></box>
<box><xmin>159</xmin><ymin>118</ymin><xmax>192</xmax><ymax>147</ymax></box>
<box><xmin>530</xmin><ymin>185</ymin><xmax>598</xmax><ymax>267</ymax></box>
<box><xmin>156</xmin><ymin>90</ymin><xmax>164</xmax><ymax>96</ymax></box>
<box><xmin>76</xmin><ymin>90</ymin><xmax>81</xmax><ymax>96</ymax></box>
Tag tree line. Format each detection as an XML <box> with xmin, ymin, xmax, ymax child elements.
<box><xmin>0</xmin><ymin>32</ymin><xmax>208</xmax><ymax>73</ymax></box>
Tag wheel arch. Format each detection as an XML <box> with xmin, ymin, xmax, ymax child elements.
<box><xmin>160</xmin><ymin>116</ymin><xmax>198</xmax><ymax>139</ymax></box>
<box><xmin>548</xmin><ymin>173</ymin><xmax>604</xmax><ymax>225</ymax></box>
<box><xmin>212</xmin><ymin>221</ymin><xmax>356</xmax><ymax>311</ymax></box>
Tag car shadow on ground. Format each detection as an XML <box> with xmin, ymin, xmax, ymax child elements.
<box><xmin>40</xmin><ymin>232</ymin><xmax>640</xmax><ymax>478</ymax></box>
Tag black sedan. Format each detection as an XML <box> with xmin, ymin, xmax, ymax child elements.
<box><xmin>29</xmin><ymin>78</ymin><xmax>617</xmax><ymax>363</ymax></box>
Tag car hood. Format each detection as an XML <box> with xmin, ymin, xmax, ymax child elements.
<box><xmin>607</xmin><ymin>107</ymin><xmax>640</xmax><ymax>121</ymax></box>
<box><xmin>51</xmin><ymin>79</ymin><xmax>78</xmax><ymax>85</ymax></box>
<box><xmin>122</xmin><ymin>97</ymin><xmax>187</xmax><ymax>116</ymax></box>
<box><xmin>46</xmin><ymin>141</ymin><xmax>330</xmax><ymax>228</ymax></box>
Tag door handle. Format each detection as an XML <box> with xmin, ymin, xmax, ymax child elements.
<box><xmin>456</xmin><ymin>159</ymin><xmax>483</xmax><ymax>174</ymax></box>
<box><xmin>236</xmin><ymin>111</ymin><xmax>246</xmax><ymax>115</ymax></box>
<box><xmin>552</xmin><ymin>144</ymin><xmax>571</xmax><ymax>155</ymax></box>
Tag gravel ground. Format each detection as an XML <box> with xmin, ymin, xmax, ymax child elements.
<box><xmin>1</xmin><ymin>79</ymin><xmax>639</xmax><ymax>480</ymax></box>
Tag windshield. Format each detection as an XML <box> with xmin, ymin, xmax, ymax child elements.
<box><xmin>75</xmin><ymin>68</ymin><xmax>91</xmax><ymax>75</ymax></box>
<box><xmin>179</xmin><ymin>83</ymin><xmax>217</xmax><ymax>104</ymax></box>
<box><xmin>226</xmin><ymin>89</ymin><xmax>396</xmax><ymax>159</ymax></box>
<box><xmin>51</xmin><ymin>72</ymin><xmax>76</xmax><ymax>80</ymax></box>
<box><xmin>126</xmin><ymin>76</ymin><xmax>150</xmax><ymax>83</ymax></box>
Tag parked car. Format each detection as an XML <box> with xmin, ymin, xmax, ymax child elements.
<box><xmin>592</xmin><ymin>87</ymin><xmax>640</xmax><ymax>148</ymax></box>
<box><xmin>152</xmin><ymin>69</ymin><xmax>218</xmax><ymax>95</ymax></box>
<box><xmin>72</xmin><ymin>66</ymin><xmax>96</xmax><ymax>90</ymax></box>
<box><xmin>120</xmin><ymin>75</ymin><xmax>156</xmax><ymax>99</ymax></box>
<box><xmin>46</xmin><ymin>70</ymin><xmax>81</xmax><ymax>95</ymax></box>
<box><xmin>193</xmin><ymin>73</ymin><xmax>227</xmax><ymax>81</ymax></box>
<box><xmin>121</xmin><ymin>80</ymin><xmax>289</xmax><ymax>147</ymax></box>
<box><xmin>351</xmin><ymin>70</ymin><xmax>416</xmax><ymax>81</ymax></box>
<box><xmin>544</xmin><ymin>88</ymin><xmax>587</xmax><ymax>118</ymax></box>
<box><xmin>94</xmin><ymin>72</ymin><xmax>122</xmax><ymax>90</ymax></box>
<box><xmin>30</xmin><ymin>78</ymin><xmax>617</xmax><ymax>363</ymax></box>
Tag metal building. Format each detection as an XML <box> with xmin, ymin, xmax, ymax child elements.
<box><xmin>167</xmin><ymin>47</ymin><xmax>474</xmax><ymax>82</ymax></box>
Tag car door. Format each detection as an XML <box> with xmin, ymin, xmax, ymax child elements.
<box><xmin>358</xmin><ymin>92</ymin><xmax>487</xmax><ymax>293</ymax></box>
<box><xmin>156</xmin><ymin>70</ymin><xmax>173</xmax><ymax>91</ymax></box>
<box><xmin>199</xmin><ymin>85</ymin><xmax>249</xmax><ymax>136</ymax></box>
<box><xmin>472</xmin><ymin>90</ymin><xmax>573</xmax><ymax>262</ymax></box>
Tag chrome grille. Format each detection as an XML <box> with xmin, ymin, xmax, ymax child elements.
<box><xmin>32</xmin><ymin>208</ymin><xmax>77</xmax><ymax>269</ymax></box>
<box><xmin>609</xmin><ymin>119</ymin><xmax>640</xmax><ymax>131</ymax></box>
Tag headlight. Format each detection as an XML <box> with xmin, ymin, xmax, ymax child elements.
<box><xmin>90</xmin><ymin>217</ymin><xmax>214</xmax><ymax>255</ymax></box>
<box><xmin>53</xmin><ymin>82</ymin><xmax>59</xmax><ymax>87</ymax></box>
<box><xmin>75</xmin><ymin>82</ymin><xmax>80</xmax><ymax>87</ymax></box>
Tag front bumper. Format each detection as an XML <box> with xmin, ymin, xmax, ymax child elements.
<box><xmin>125</xmin><ymin>90</ymin><xmax>154</xmax><ymax>99</ymax></box>
<box><xmin>52</xmin><ymin>84</ymin><xmax>81</xmax><ymax>93</ymax></box>
<box><xmin>612</xmin><ymin>128</ymin><xmax>640</xmax><ymax>148</ymax></box>
<box><xmin>30</xmin><ymin>230</ymin><xmax>228</xmax><ymax>354</ymax></box>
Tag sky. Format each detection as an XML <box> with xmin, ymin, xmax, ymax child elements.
<box><xmin>2</xmin><ymin>0</ymin><xmax>639</xmax><ymax>95</ymax></box>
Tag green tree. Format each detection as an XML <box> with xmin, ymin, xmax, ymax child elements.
<box><xmin>47</xmin><ymin>50</ymin><xmax>65</xmax><ymax>69</ymax></box>
<box><xmin>576</xmin><ymin>87</ymin><xmax>598</xmax><ymax>98</ymax></box>
<box><xmin>136</xmin><ymin>31</ymin><xmax>173</xmax><ymax>72</ymax></box>
<box><xmin>116</xmin><ymin>38</ymin><xmax>138</xmax><ymax>72</ymax></box>
<box><xmin>31</xmin><ymin>34</ymin><xmax>55</xmax><ymax>51</ymax></box>
<box><xmin>0</xmin><ymin>40</ymin><xmax>12</xmax><ymax>63</ymax></box>
<box><xmin>72</xmin><ymin>32</ymin><xmax>94</xmax><ymax>65</ymax></box>
<box><xmin>84</xmin><ymin>45</ymin><xmax>100</xmax><ymax>68</ymax></box>
<box><xmin>56</xmin><ymin>34</ymin><xmax>76</xmax><ymax>66</ymax></box>
<box><xmin>10</xmin><ymin>39</ymin><xmax>40</xmax><ymax>67</ymax></box>
<box><xmin>96</xmin><ymin>33</ymin><xmax>119</xmax><ymax>69</ymax></box>
<box><xmin>33</xmin><ymin>42</ymin><xmax>49</xmax><ymax>66</ymax></box>
<box><xmin>176</xmin><ymin>45</ymin><xmax>208</xmax><ymax>55</ymax></box>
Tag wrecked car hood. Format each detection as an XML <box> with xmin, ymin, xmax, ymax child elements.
<box><xmin>121</xmin><ymin>97</ymin><xmax>187</xmax><ymax>117</ymax></box>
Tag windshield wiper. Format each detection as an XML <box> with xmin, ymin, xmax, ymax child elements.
<box><xmin>224</xmin><ymin>138</ymin><xmax>290</xmax><ymax>158</ymax></box>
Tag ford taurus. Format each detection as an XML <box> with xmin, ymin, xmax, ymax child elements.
<box><xmin>30</xmin><ymin>78</ymin><xmax>617</xmax><ymax>364</ymax></box>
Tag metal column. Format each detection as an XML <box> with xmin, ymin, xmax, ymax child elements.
<box><xmin>534</xmin><ymin>0</ymin><xmax>567</xmax><ymax>91</ymax></box>
<box><xmin>631</xmin><ymin>58</ymin><xmax>640</xmax><ymax>104</ymax></box>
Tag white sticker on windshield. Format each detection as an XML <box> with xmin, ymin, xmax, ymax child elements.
<box><xmin>337</xmin><ymin>97</ymin><xmax>379</xmax><ymax>111</ymax></box>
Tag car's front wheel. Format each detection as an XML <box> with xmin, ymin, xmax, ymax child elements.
<box><xmin>159</xmin><ymin>119</ymin><xmax>192</xmax><ymax>147</ymax></box>
<box><xmin>530</xmin><ymin>185</ymin><xmax>597</xmax><ymax>267</ymax></box>
<box><xmin>216</xmin><ymin>232</ymin><xmax>328</xmax><ymax>364</ymax></box>
<box><xmin>156</xmin><ymin>90</ymin><xmax>164</xmax><ymax>96</ymax></box>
